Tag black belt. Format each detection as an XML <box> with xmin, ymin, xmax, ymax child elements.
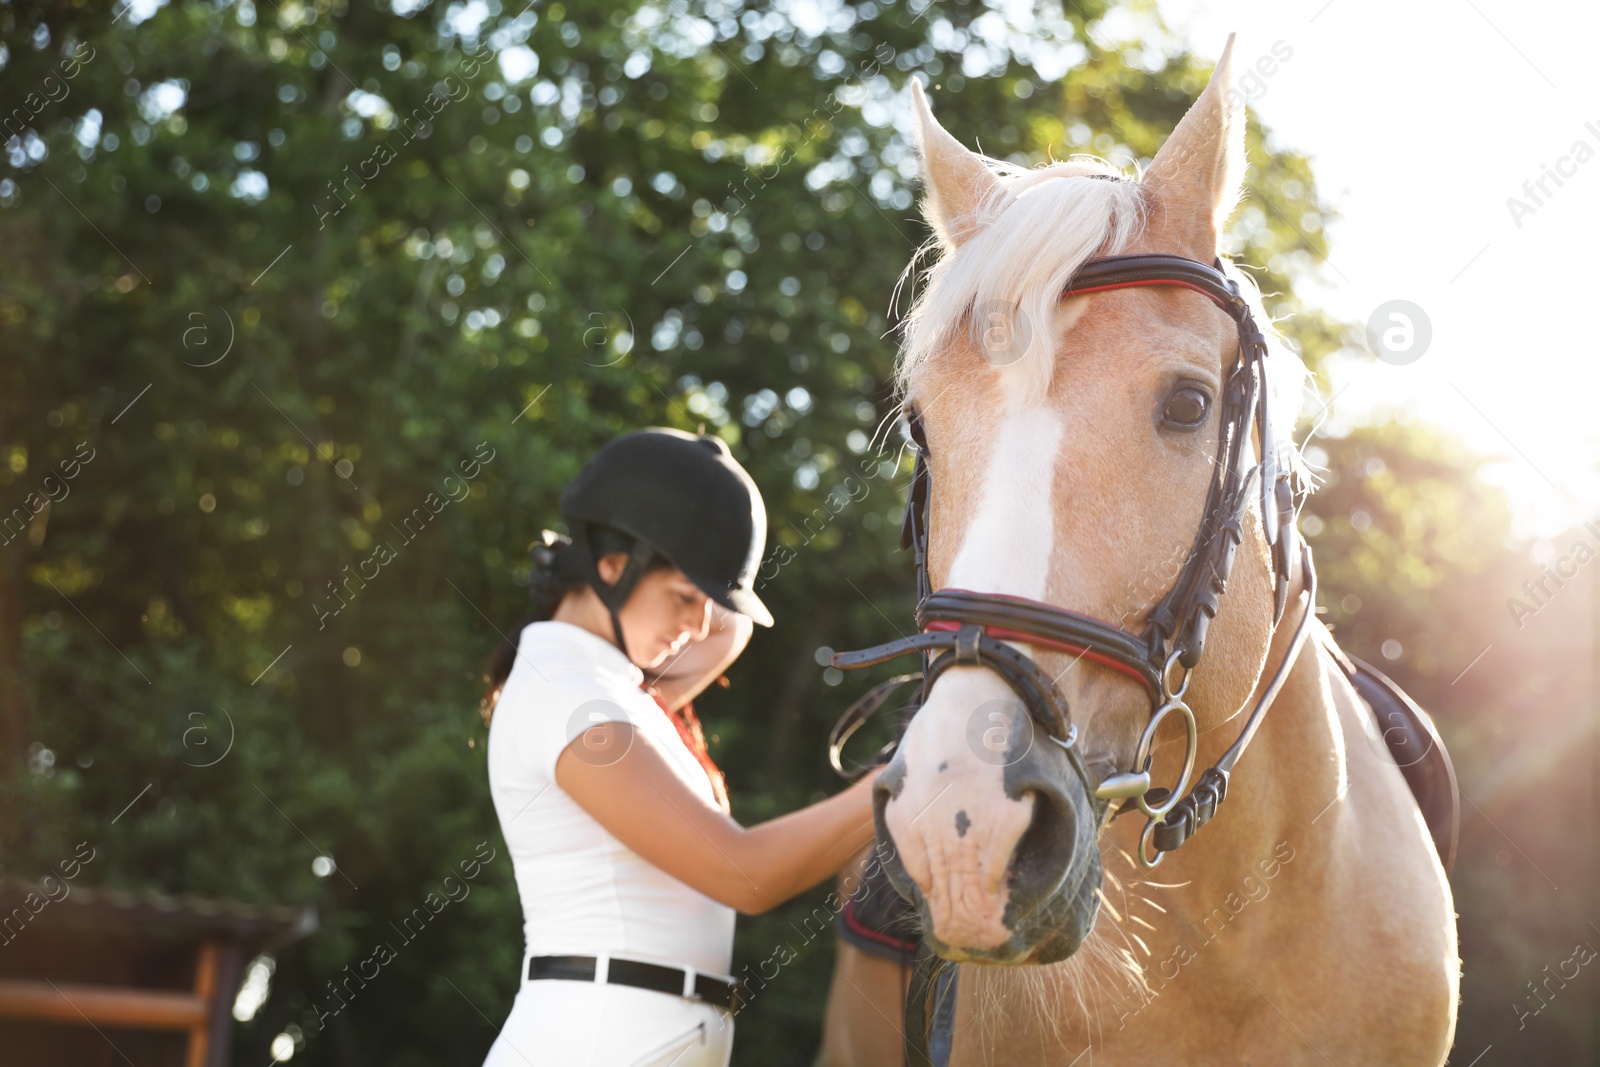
<box><xmin>526</xmin><ymin>954</ymin><xmax>745</xmax><ymax>1012</ymax></box>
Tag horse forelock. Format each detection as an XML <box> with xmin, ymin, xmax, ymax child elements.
<box><xmin>895</xmin><ymin>158</ymin><xmax>1145</xmax><ymax>403</ymax></box>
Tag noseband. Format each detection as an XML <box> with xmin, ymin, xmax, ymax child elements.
<box><xmin>830</xmin><ymin>253</ymin><xmax>1318</xmax><ymax>867</ymax></box>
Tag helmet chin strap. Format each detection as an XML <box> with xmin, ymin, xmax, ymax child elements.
<box><xmin>592</xmin><ymin>536</ymin><xmax>658</xmax><ymax>665</ymax></box>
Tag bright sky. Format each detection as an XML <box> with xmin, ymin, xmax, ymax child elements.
<box><xmin>1156</xmin><ymin>0</ymin><xmax>1599</xmax><ymax>538</ymax></box>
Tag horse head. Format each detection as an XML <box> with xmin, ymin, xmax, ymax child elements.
<box><xmin>870</xmin><ymin>34</ymin><xmax>1309</xmax><ymax>966</ymax></box>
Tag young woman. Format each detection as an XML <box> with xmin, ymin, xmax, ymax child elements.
<box><xmin>480</xmin><ymin>427</ymin><xmax>882</xmax><ymax>1067</ymax></box>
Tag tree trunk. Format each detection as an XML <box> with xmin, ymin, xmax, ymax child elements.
<box><xmin>0</xmin><ymin>543</ymin><xmax>32</xmax><ymax>778</ymax></box>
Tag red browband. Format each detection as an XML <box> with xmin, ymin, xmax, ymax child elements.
<box><xmin>922</xmin><ymin>587</ymin><xmax>1159</xmax><ymax>697</ymax></box>
<box><xmin>1061</xmin><ymin>277</ymin><xmax>1235</xmax><ymax>313</ymax></box>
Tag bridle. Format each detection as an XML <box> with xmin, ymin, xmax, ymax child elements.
<box><xmin>829</xmin><ymin>252</ymin><xmax>1319</xmax><ymax>868</ymax></box>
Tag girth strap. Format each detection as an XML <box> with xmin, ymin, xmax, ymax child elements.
<box><xmin>903</xmin><ymin>942</ymin><xmax>957</xmax><ymax>1067</ymax></box>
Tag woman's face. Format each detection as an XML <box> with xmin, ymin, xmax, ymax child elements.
<box><xmin>597</xmin><ymin>553</ymin><xmax>713</xmax><ymax>669</ymax></box>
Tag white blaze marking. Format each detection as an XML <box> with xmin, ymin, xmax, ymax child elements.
<box><xmin>945</xmin><ymin>386</ymin><xmax>1063</xmax><ymax>596</ymax></box>
<box><xmin>888</xmin><ymin>375</ymin><xmax>1066</xmax><ymax>949</ymax></box>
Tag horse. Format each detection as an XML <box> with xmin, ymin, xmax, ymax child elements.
<box><xmin>816</xmin><ymin>35</ymin><xmax>1459</xmax><ymax>1067</ymax></box>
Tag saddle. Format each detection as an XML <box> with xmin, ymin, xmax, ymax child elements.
<box><xmin>834</xmin><ymin>641</ymin><xmax>1460</xmax><ymax>1067</ymax></box>
<box><xmin>1318</xmin><ymin>634</ymin><xmax>1460</xmax><ymax>871</ymax></box>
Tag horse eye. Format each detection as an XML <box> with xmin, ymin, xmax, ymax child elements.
<box><xmin>1162</xmin><ymin>386</ymin><xmax>1210</xmax><ymax>429</ymax></box>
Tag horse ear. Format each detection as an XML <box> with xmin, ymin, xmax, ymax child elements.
<box><xmin>1141</xmin><ymin>33</ymin><xmax>1246</xmax><ymax>259</ymax></box>
<box><xmin>909</xmin><ymin>78</ymin><xmax>1005</xmax><ymax>249</ymax></box>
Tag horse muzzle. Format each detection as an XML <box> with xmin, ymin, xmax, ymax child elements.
<box><xmin>870</xmin><ymin>719</ymin><xmax>1105</xmax><ymax>965</ymax></box>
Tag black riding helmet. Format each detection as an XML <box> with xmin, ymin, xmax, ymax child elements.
<box><xmin>559</xmin><ymin>427</ymin><xmax>773</xmax><ymax>661</ymax></box>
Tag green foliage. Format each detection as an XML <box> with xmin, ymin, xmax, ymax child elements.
<box><xmin>1304</xmin><ymin>420</ymin><xmax>1515</xmax><ymax>681</ymax></box>
<box><xmin>1302</xmin><ymin>418</ymin><xmax>1596</xmax><ymax>1063</ymax></box>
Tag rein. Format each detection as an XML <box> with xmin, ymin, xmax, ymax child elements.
<box><xmin>829</xmin><ymin>253</ymin><xmax>1319</xmax><ymax>868</ymax></box>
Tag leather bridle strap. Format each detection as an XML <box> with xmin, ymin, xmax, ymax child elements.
<box><xmin>1059</xmin><ymin>253</ymin><xmax>1253</xmax><ymax>316</ymax></box>
<box><xmin>919</xmin><ymin>589</ymin><xmax>1161</xmax><ymax>697</ymax></box>
<box><xmin>831</xmin><ymin>624</ymin><xmax>1103</xmax><ymax>807</ymax></box>
<box><xmin>1142</xmin><ymin>537</ymin><xmax>1316</xmax><ymax>854</ymax></box>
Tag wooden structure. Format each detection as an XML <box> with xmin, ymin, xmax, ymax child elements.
<box><xmin>0</xmin><ymin>882</ymin><xmax>315</xmax><ymax>1067</ymax></box>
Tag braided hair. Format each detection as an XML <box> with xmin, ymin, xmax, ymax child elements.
<box><xmin>480</xmin><ymin>526</ymin><xmax>670</xmax><ymax>725</ymax></box>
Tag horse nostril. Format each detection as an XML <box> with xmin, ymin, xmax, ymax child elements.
<box><xmin>1005</xmin><ymin>780</ymin><xmax>1082</xmax><ymax>910</ymax></box>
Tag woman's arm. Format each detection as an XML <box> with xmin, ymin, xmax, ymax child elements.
<box><xmin>642</xmin><ymin>603</ymin><xmax>753</xmax><ymax>711</ymax></box>
<box><xmin>555</xmin><ymin>722</ymin><xmax>879</xmax><ymax>915</ymax></box>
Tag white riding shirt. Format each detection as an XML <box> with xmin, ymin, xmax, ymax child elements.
<box><xmin>486</xmin><ymin>619</ymin><xmax>736</xmax><ymax>979</ymax></box>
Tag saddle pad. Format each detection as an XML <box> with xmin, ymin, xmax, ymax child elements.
<box><xmin>1325</xmin><ymin>642</ymin><xmax>1460</xmax><ymax>873</ymax></box>
<box><xmin>836</xmin><ymin>854</ymin><xmax>958</xmax><ymax>1067</ymax></box>
<box><xmin>836</xmin><ymin>849</ymin><xmax>919</xmax><ymax>962</ymax></box>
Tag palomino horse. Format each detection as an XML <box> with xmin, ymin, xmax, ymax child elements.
<box><xmin>817</xmin><ymin>35</ymin><xmax>1458</xmax><ymax>1067</ymax></box>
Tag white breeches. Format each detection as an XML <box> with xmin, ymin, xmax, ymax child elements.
<box><xmin>483</xmin><ymin>971</ymin><xmax>734</xmax><ymax>1067</ymax></box>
